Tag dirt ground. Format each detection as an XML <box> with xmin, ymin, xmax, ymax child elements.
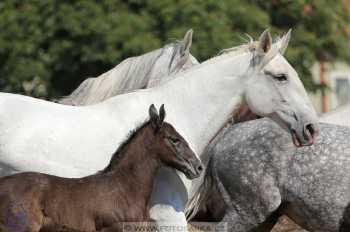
<box><xmin>271</xmin><ymin>216</ymin><xmax>303</xmax><ymax>232</ymax></box>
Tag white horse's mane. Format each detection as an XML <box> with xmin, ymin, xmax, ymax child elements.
<box><xmin>59</xmin><ymin>42</ymin><xmax>183</xmax><ymax>105</ymax></box>
<box><xmin>153</xmin><ymin>34</ymin><xmax>286</xmax><ymax>88</ymax></box>
<box><xmin>60</xmin><ymin>31</ymin><xmax>285</xmax><ymax>106</ymax></box>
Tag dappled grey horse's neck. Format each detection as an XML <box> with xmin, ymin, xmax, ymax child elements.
<box><xmin>58</xmin><ymin>44</ymin><xmax>176</xmax><ymax>106</ymax></box>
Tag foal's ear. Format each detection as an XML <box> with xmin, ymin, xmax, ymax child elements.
<box><xmin>159</xmin><ymin>104</ymin><xmax>166</xmax><ymax>125</ymax></box>
<box><xmin>181</xmin><ymin>29</ymin><xmax>193</xmax><ymax>54</ymax></box>
<box><xmin>258</xmin><ymin>29</ymin><xmax>272</xmax><ymax>54</ymax></box>
<box><xmin>149</xmin><ymin>104</ymin><xmax>159</xmax><ymax>129</ymax></box>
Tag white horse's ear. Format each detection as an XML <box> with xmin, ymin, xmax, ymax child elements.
<box><xmin>258</xmin><ymin>29</ymin><xmax>272</xmax><ymax>54</ymax></box>
<box><xmin>253</xmin><ymin>29</ymin><xmax>278</xmax><ymax>70</ymax></box>
<box><xmin>279</xmin><ymin>29</ymin><xmax>291</xmax><ymax>55</ymax></box>
<box><xmin>259</xmin><ymin>46</ymin><xmax>279</xmax><ymax>69</ymax></box>
<box><xmin>181</xmin><ymin>29</ymin><xmax>193</xmax><ymax>54</ymax></box>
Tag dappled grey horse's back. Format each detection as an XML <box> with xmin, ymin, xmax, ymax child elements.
<box><xmin>206</xmin><ymin>119</ymin><xmax>350</xmax><ymax>231</ymax></box>
<box><xmin>321</xmin><ymin>103</ymin><xmax>350</xmax><ymax>127</ymax></box>
<box><xmin>59</xmin><ymin>29</ymin><xmax>197</xmax><ymax>106</ymax></box>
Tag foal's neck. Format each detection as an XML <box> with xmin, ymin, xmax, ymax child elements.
<box><xmin>103</xmin><ymin>123</ymin><xmax>160</xmax><ymax>199</ymax></box>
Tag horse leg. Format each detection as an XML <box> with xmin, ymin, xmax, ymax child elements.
<box><xmin>247</xmin><ymin>205</ymin><xmax>283</xmax><ymax>232</ymax></box>
<box><xmin>213</xmin><ymin>168</ymin><xmax>284</xmax><ymax>232</ymax></box>
<box><xmin>149</xmin><ymin>167</ymin><xmax>189</xmax><ymax>232</ymax></box>
<box><xmin>214</xmin><ymin>205</ymin><xmax>285</xmax><ymax>232</ymax></box>
<box><xmin>213</xmin><ymin>205</ymin><xmax>264</xmax><ymax>232</ymax></box>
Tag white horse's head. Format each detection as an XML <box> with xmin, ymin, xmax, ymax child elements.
<box><xmin>147</xmin><ymin>29</ymin><xmax>199</xmax><ymax>87</ymax></box>
<box><xmin>244</xmin><ymin>29</ymin><xmax>319</xmax><ymax>147</ymax></box>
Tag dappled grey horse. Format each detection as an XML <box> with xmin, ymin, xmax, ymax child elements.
<box><xmin>321</xmin><ymin>104</ymin><xmax>350</xmax><ymax>127</ymax></box>
<box><xmin>194</xmin><ymin>119</ymin><xmax>350</xmax><ymax>232</ymax></box>
<box><xmin>59</xmin><ymin>29</ymin><xmax>198</xmax><ymax>105</ymax></box>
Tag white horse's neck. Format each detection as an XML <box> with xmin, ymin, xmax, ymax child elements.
<box><xmin>104</xmin><ymin>52</ymin><xmax>253</xmax><ymax>156</ymax></box>
<box><xmin>156</xmin><ymin>53</ymin><xmax>252</xmax><ymax>155</ymax></box>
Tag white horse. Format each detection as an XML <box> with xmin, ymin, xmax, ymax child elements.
<box><xmin>0</xmin><ymin>30</ymin><xmax>318</xmax><ymax>231</ymax></box>
<box><xmin>59</xmin><ymin>29</ymin><xmax>198</xmax><ymax>105</ymax></box>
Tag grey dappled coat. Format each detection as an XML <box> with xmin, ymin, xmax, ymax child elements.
<box><xmin>206</xmin><ymin>119</ymin><xmax>350</xmax><ymax>232</ymax></box>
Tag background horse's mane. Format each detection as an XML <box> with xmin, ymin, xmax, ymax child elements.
<box><xmin>101</xmin><ymin>118</ymin><xmax>151</xmax><ymax>173</ymax></box>
<box><xmin>59</xmin><ymin>42</ymin><xmax>183</xmax><ymax>105</ymax></box>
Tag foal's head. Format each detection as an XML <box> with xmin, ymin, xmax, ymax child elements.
<box><xmin>148</xmin><ymin>104</ymin><xmax>203</xmax><ymax>179</ymax></box>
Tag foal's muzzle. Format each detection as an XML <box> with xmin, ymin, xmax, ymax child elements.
<box><xmin>183</xmin><ymin>158</ymin><xmax>203</xmax><ymax>180</ymax></box>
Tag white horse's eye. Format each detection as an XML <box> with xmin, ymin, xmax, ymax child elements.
<box><xmin>264</xmin><ymin>71</ymin><xmax>288</xmax><ymax>82</ymax></box>
<box><xmin>273</xmin><ymin>74</ymin><xmax>288</xmax><ymax>82</ymax></box>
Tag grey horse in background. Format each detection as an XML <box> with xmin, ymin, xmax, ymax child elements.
<box><xmin>59</xmin><ymin>29</ymin><xmax>198</xmax><ymax>105</ymax></box>
<box><xmin>194</xmin><ymin>119</ymin><xmax>350</xmax><ymax>232</ymax></box>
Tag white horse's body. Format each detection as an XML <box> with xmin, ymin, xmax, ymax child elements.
<box><xmin>0</xmin><ymin>92</ymin><xmax>142</xmax><ymax>176</ymax></box>
<box><xmin>0</xmin><ymin>52</ymin><xmax>247</xmax><ymax>181</ymax></box>
<box><xmin>320</xmin><ymin>104</ymin><xmax>350</xmax><ymax>127</ymax></box>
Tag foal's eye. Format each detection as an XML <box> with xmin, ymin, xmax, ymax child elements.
<box><xmin>273</xmin><ymin>74</ymin><xmax>288</xmax><ymax>82</ymax></box>
<box><xmin>169</xmin><ymin>137</ymin><xmax>180</xmax><ymax>144</ymax></box>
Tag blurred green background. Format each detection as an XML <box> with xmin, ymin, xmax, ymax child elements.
<box><xmin>0</xmin><ymin>0</ymin><xmax>349</xmax><ymax>99</ymax></box>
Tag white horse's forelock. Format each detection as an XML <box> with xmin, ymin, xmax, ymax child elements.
<box><xmin>59</xmin><ymin>42</ymin><xmax>184</xmax><ymax>106</ymax></box>
<box><xmin>217</xmin><ymin>30</ymin><xmax>291</xmax><ymax>59</ymax></box>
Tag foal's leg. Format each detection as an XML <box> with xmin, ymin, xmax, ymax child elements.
<box><xmin>149</xmin><ymin>167</ymin><xmax>189</xmax><ymax>232</ymax></box>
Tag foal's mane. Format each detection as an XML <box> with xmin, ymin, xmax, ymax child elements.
<box><xmin>101</xmin><ymin>118</ymin><xmax>152</xmax><ymax>173</ymax></box>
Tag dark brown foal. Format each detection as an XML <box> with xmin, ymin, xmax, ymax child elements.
<box><xmin>0</xmin><ymin>104</ymin><xmax>203</xmax><ymax>232</ymax></box>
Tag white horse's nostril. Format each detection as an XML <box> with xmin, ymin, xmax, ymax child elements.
<box><xmin>304</xmin><ymin>123</ymin><xmax>317</xmax><ymax>140</ymax></box>
<box><xmin>197</xmin><ymin>164</ymin><xmax>203</xmax><ymax>173</ymax></box>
